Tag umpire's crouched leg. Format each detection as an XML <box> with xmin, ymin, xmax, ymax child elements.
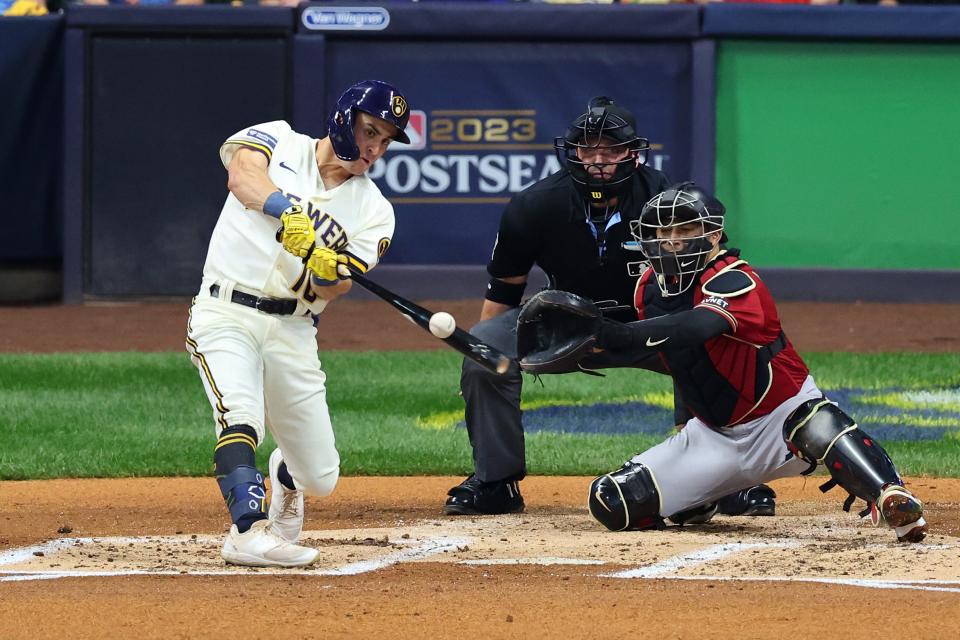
<box><xmin>453</xmin><ymin>308</ymin><xmax>527</xmax><ymax>511</ymax></box>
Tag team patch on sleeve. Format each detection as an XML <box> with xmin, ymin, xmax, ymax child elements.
<box><xmin>377</xmin><ymin>237</ymin><xmax>391</xmax><ymax>259</ymax></box>
<box><xmin>245</xmin><ymin>128</ymin><xmax>278</xmax><ymax>149</ymax></box>
<box><xmin>223</xmin><ymin>129</ymin><xmax>280</xmax><ymax>163</ymax></box>
<box><xmin>225</xmin><ymin>139</ymin><xmax>273</xmax><ymax>162</ymax></box>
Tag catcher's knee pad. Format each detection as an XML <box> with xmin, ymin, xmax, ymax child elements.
<box><xmin>784</xmin><ymin>398</ymin><xmax>901</xmax><ymax>505</ymax></box>
<box><xmin>295</xmin><ymin>465</ymin><xmax>339</xmax><ymax>497</ymax></box>
<box><xmin>216</xmin><ymin>465</ymin><xmax>267</xmax><ymax>525</ymax></box>
<box><xmin>588</xmin><ymin>461</ymin><xmax>663</xmax><ymax>532</ymax></box>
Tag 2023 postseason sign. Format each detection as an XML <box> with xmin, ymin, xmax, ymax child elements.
<box><xmin>324</xmin><ymin>41</ymin><xmax>694</xmax><ymax>265</ymax></box>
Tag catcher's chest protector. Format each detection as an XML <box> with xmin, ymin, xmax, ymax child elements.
<box><xmin>635</xmin><ymin>253</ymin><xmax>808</xmax><ymax>427</ymax></box>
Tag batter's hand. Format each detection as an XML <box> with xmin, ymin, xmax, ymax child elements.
<box><xmin>278</xmin><ymin>207</ymin><xmax>315</xmax><ymax>258</ymax></box>
<box><xmin>305</xmin><ymin>246</ymin><xmax>349</xmax><ymax>283</ymax></box>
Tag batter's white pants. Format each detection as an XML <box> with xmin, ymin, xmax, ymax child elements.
<box><xmin>186</xmin><ymin>288</ymin><xmax>339</xmax><ymax>497</ymax></box>
<box><xmin>632</xmin><ymin>375</ymin><xmax>823</xmax><ymax>518</ymax></box>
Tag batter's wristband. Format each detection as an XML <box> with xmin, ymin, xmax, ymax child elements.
<box><xmin>485</xmin><ymin>278</ymin><xmax>526</xmax><ymax>307</ymax></box>
<box><xmin>263</xmin><ymin>191</ymin><xmax>294</xmax><ymax>219</ymax></box>
<box><xmin>310</xmin><ymin>274</ymin><xmax>340</xmax><ymax>287</ymax></box>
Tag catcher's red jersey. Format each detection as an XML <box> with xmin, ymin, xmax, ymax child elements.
<box><xmin>634</xmin><ymin>251</ymin><xmax>809</xmax><ymax>427</ymax></box>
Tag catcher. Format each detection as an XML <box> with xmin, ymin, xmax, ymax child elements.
<box><xmin>517</xmin><ymin>183</ymin><xmax>927</xmax><ymax>541</ymax></box>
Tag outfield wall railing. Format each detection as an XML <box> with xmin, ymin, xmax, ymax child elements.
<box><xmin>1</xmin><ymin>4</ymin><xmax>959</xmax><ymax>302</ymax></box>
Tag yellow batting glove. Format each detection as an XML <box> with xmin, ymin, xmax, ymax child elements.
<box><xmin>4</xmin><ymin>0</ymin><xmax>48</xmax><ymax>16</ymax></box>
<box><xmin>306</xmin><ymin>247</ymin><xmax>349</xmax><ymax>284</ymax></box>
<box><xmin>278</xmin><ymin>207</ymin><xmax>315</xmax><ymax>259</ymax></box>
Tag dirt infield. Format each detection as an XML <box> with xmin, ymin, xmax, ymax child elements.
<box><xmin>1</xmin><ymin>301</ymin><xmax>959</xmax><ymax>638</ymax></box>
<box><xmin>2</xmin><ymin>299</ymin><xmax>959</xmax><ymax>353</ymax></box>
<box><xmin>1</xmin><ymin>477</ymin><xmax>959</xmax><ymax>639</ymax></box>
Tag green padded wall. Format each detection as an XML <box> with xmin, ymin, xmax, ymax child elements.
<box><xmin>715</xmin><ymin>41</ymin><xmax>960</xmax><ymax>269</ymax></box>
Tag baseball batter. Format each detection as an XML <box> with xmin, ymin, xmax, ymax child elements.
<box><xmin>519</xmin><ymin>183</ymin><xmax>927</xmax><ymax>542</ymax></box>
<box><xmin>186</xmin><ymin>80</ymin><xmax>411</xmax><ymax>567</ymax></box>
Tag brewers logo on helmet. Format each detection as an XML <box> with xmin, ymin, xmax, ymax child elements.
<box><xmin>392</xmin><ymin>95</ymin><xmax>408</xmax><ymax>118</ymax></box>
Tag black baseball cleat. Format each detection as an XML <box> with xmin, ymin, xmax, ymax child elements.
<box><xmin>668</xmin><ymin>502</ymin><xmax>719</xmax><ymax>526</ymax></box>
<box><xmin>716</xmin><ymin>484</ymin><xmax>777</xmax><ymax>516</ymax></box>
<box><xmin>444</xmin><ymin>474</ymin><xmax>525</xmax><ymax>515</ymax></box>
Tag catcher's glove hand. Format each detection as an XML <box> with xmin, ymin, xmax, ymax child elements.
<box><xmin>277</xmin><ymin>206</ymin><xmax>315</xmax><ymax>258</ymax></box>
<box><xmin>306</xmin><ymin>246</ymin><xmax>349</xmax><ymax>284</ymax></box>
<box><xmin>516</xmin><ymin>290</ymin><xmax>602</xmax><ymax>375</ymax></box>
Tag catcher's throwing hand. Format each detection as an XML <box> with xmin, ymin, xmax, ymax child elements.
<box><xmin>306</xmin><ymin>246</ymin><xmax>350</xmax><ymax>284</ymax></box>
<box><xmin>277</xmin><ymin>206</ymin><xmax>315</xmax><ymax>258</ymax></box>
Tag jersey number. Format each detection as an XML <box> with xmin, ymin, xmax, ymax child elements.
<box><xmin>292</xmin><ymin>266</ymin><xmax>318</xmax><ymax>304</ymax></box>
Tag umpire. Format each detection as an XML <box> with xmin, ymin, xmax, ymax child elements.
<box><xmin>445</xmin><ymin>97</ymin><xmax>671</xmax><ymax>515</ymax></box>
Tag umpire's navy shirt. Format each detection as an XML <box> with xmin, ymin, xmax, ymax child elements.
<box><xmin>488</xmin><ymin>167</ymin><xmax>670</xmax><ymax>323</ymax></box>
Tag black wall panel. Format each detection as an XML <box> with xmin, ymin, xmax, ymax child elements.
<box><xmin>0</xmin><ymin>17</ymin><xmax>63</xmax><ymax>263</ymax></box>
<box><xmin>87</xmin><ymin>36</ymin><xmax>287</xmax><ymax>296</ymax></box>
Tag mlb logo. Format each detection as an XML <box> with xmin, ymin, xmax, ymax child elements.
<box><xmin>402</xmin><ymin>110</ymin><xmax>426</xmax><ymax>150</ymax></box>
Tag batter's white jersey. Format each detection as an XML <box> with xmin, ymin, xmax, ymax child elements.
<box><xmin>202</xmin><ymin>120</ymin><xmax>395</xmax><ymax>315</ymax></box>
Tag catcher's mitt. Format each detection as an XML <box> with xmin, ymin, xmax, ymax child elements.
<box><xmin>516</xmin><ymin>290</ymin><xmax>602</xmax><ymax>374</ymax></box>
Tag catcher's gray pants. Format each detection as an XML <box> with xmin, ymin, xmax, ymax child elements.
<box><xmin>631</xmin><ymin>375</ymin><xmax>822</xmax><ymax>518</ymax></box>
<box><xmin>461</xmin><ymin>308</ymin><xmax>665</xmax><ymax>483</ymax></box>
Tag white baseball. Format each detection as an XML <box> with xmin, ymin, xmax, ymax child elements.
<box><xmin>428</xmin><ymin>311</ymin><xmax>456</xmax><ymax>339</ymax></box>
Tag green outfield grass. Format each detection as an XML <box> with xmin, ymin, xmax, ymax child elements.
<box><xmin>1</xmin><ymin>351</ymin><xmax>959</xmax><ymax>480</ymax></box>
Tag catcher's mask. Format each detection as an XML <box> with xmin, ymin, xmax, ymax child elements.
<box><xmin>631</xmin><ymin>182</ymin><xmax>726</xmax><ymax>297</ymax></box>
<box><xmin>327</xmin><ymin>80</ymin><xmax>411</xmax><ymax>162</ymax></box>
<box><xmin>553</xmin><ymin>96</ymin><xmax>650</xmax><ymax>206</ymax></box>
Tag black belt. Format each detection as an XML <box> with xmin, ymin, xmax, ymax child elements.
<box><xmin>209</xmin><ymin>284</ymin><xmax>298</xmax><ymax>316</ymax></box>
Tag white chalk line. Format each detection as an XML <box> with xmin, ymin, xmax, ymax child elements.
<box><xmin>3</xmin><ymin>535</ymin><xmax>959</xmax><ymax>594</ymax></box>
<box><xmin>0</xmin><ymin>535</ymin><xmax>468</xmax><ymax>582</ymax></box>
<box><xmin>634</xmin><ymin>574</ymin><xmax>960</xmax><ymax>594</ymax></box>
<box><xmin>600</xmin><ymin>541</ymin><xmax>960</xmax><ymax>593</ymax></box>
<box><xmin>461</xmin><ymin>557</ymin><xmax>606</xmax><ymax>566</ymax></box>
<box><xmin>0</xmin><ymin>537</ymin><xmax>121</xmax><ymax>566</ymax></box>
<box><xmin>602</xmin><ymin>541</ymin><xmax>798</xmax><ymax>578</ymax></box>
<box><xmin>317</xmin><ymin>536</ymin><xmax>469</xmax><ymax>576</ymax></box>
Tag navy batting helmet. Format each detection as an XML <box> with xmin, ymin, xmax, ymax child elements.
<box><xmin>327</xmin><ymin>80</ymin><xmax>411</xmax><ymax>162</ymax></box>
<box><xmin>554</xmin><ymin>96</ymin><xmax>650</xmax><ymax>205</ymax></box>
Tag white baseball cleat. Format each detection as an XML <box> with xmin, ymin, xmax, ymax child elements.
<box><xmin>221</xmin><ymin>519</ymin><xmax>318</xmax><ymax>567</ymax></box>
<box><xmin>871</xmin><ymin>484</ymin><xmax>927</xmax><ymax>543</ymax></box>
<box><xmin>269</xmin><ymin>448</ymin><xmax>305</xmax><ymax>543</ymax></box>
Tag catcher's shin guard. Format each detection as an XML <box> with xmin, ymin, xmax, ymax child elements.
<box><xmin>588</xmin><ymin>461</ymin><xmax>663</xmax><ymax>532</ymax></box>
<box><xmin>784</xmin><ymin>399</ymin><xmax>903</xmax><ymax>508</ymax></box>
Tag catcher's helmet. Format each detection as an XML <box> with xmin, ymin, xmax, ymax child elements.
<box><xmin>631</xmin><ymin>182</ymin><xmax>726</xmax><ymax>297</ymax></box>
<box><xmin>327</xmin><ymin>80</ymin><xmax>411</xmax><ymax>162</ymax></box>
<box><xmin>553</xmin><ymin>96</ymin><xmax>650</xmax><ymax>205</ymax></box>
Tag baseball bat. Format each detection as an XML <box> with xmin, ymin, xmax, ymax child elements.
<box><xmin>345</xmin><ymin>265</ymin><xmax>512</xmax><ymax>375</ymax></box>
